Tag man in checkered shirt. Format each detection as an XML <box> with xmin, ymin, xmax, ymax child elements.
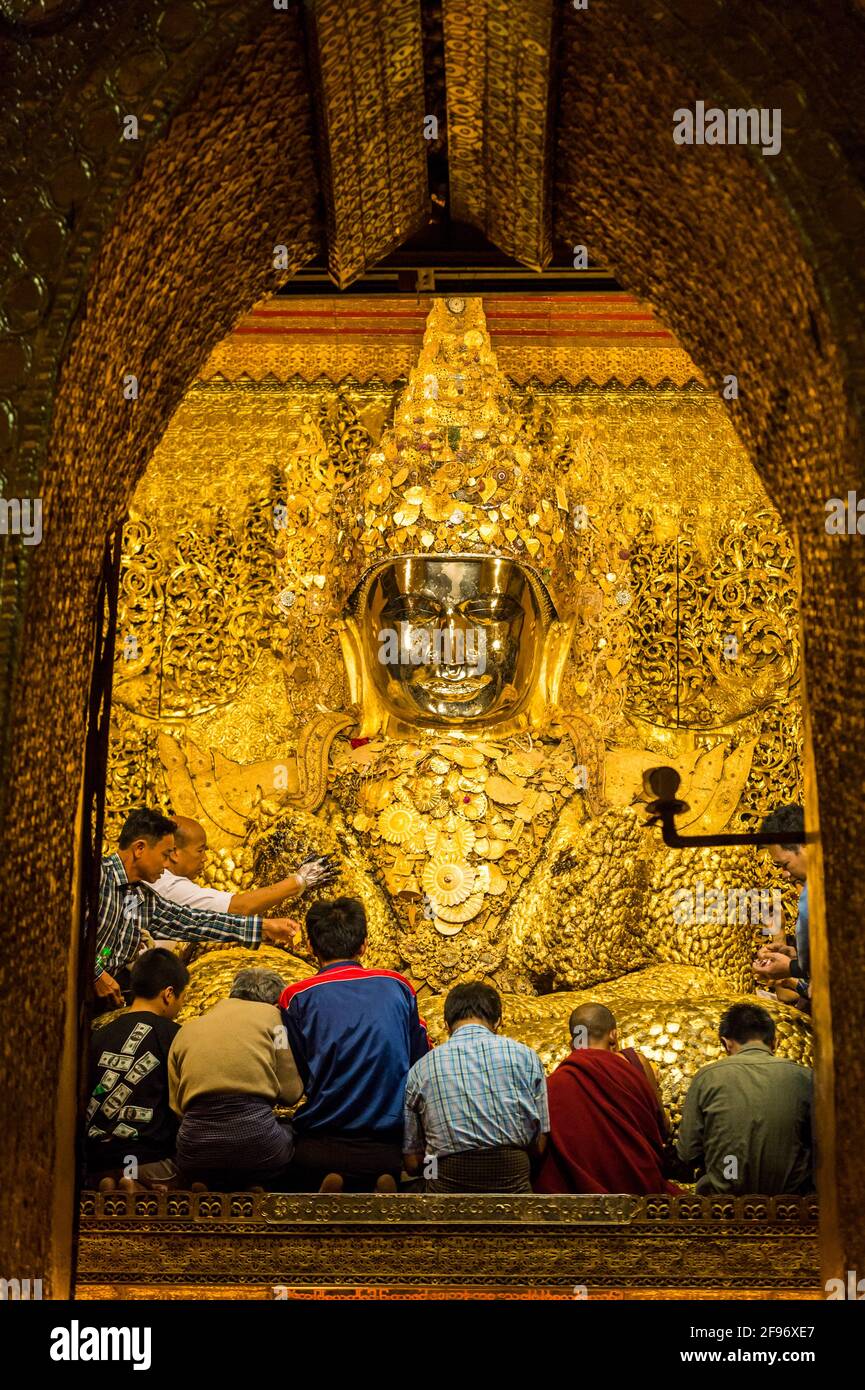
<box><xmin>96</xmin><ymin>808</ymin><xmax>300</xmax><ymax>1009</ymax></box>
<box><xmin>403</xmin><ymin>980</ymin><xmax>549</xmax><ymax>1193</ymax></box>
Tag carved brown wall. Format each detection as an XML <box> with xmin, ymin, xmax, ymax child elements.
<box><xmin>0</xmin><ymin>0</ymin><xmax>321</xmax><ymax>1292</ymax></box>
<box><xmin>1</xmin><ymin>0</ymin><xmax>864</xmax><ymax>1292</ymax></box>
<box><xmin>553</xmin><ymin>0</ymin><xmax>865</xmax><ymax>1284</ymax></box>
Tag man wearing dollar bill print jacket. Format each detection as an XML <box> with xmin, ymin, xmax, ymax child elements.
<box><xmin>95</xmin><ymin>807</ymin><xmax>301</xmax><ymax>1009</ymax></box>
<box><xmin>85</xmin><ymin>948</ymin><xmax>189</xmax><ymax>1188</ymax></box>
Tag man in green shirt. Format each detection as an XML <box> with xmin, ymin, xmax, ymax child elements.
<box><xmin>676</xmin><ymin>1003</ymin><xmax>813</xmax><ymax>1194</ymax></box>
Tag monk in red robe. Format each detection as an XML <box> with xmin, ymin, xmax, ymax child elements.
<box><xmin>534</xmin><ymin>1003</ymin><xmax>678</xmax><ymax>1195</ymax></box>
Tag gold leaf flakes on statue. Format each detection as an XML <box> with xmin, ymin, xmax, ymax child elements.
<box><xmin>359</xmin><ymin>780</ymin><xmax>392</xmax><ymax>814</ymax></box>
<box><xmin>435</xmin><ymin>744</ymin><xmax>485</xmax><ymax>769</ymax></box>
<box><xmin>425</xmin><ymin>823</ymin><xmax>475</xmax><ymax>857</ymax></box>
<box><xmin>454</xmin><ymin>790</ymin><xmax>487</xmax><ymax>819</ymax></box>
<box><xmin>474</xmin><ymin>741</ymin><xmax>505</xmax><ymax>759</ymax></box>
<box><xmin>366</xmin><ymin>476</ymin><xmax>391</xmax><ymax>506</ymax></box>
<box><xmin>498</xmin><ymin>749</ymin><xmax>545</xmax><ymax>780</ymax></box>
<box><xmin>431</xmin><ymin>891</ymin><xmax>486</xmax><ymax>923</ymax></box>
<box><xmin>422</xmin><ymin>858</ymin><xmax>476</xmax><ymax>906</ymax></box>
<box><xmin>515</xmin><ymin>789</ymin><xmax>554</xmax><ymax>822</ymax></box>
<box><xmin>349</xmin><ymin>739</ymin><xmax>386</xmax><ymax>767</ymax></box>
<box><xmin>486</xmin><ymin>863</ymin><xmax>507</xmax><ymax>895</ymax></box>
<box><xmin>485</xmin><ymin>774</ymin><xmax>525</xmax><ymax>805</ymax></box>
<box><xmin>378</xmin><ymin>804</ymin><xmax>424</xmax><ymax>845</ymax></box>
<box><xmin>422</xmin><ymin>494</ymin><xmax>455</xmax><ymax>522</ymax></box>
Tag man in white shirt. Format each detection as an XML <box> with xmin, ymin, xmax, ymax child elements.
<box><xmin>152</xmin><ymin>816</ymin><xmax>337</xmax><ymax>916</ymax></box>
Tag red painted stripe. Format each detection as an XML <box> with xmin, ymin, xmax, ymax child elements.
<box><xmin>248</xmin><ymin>308</ymin><xmax>431</xmax><ymax>319</ymax></box>
<box><xmin>246</xmin><ymin>310</ymin><xmax>655</xmax><ymax>324</ymax></box>
<box><xmin>232</xmin><ymin>326</ymin><xmax>674</xmax><ymax>339</ymax></box>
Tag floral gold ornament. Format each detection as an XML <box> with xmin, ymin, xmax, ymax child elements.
<box><xmin>431</xmin><ymin>891</ymin><xmax>487</xmax><ymax>925</ymax></box>
<box><xmin>422</xmin><ymin>859</ymin><xmax>476</xmax><ymax>906</ymax></box>
<box><xmin>378</xmin><ymin>804</ymin><xmax>424</xmax><ymax>845</ymax></box>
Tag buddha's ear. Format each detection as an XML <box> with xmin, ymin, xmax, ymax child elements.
<box><xmin>336</xmin><ymin>616</ymin><xmax>364</xmax><ymax>705</ymax></box>
<box><xmin>527</xmin><ymin>617</ymin><xmax>575</xmax><ymax>724</ymax></box>
<box><xmin>335</xmin><ymin>616</ymin><xmax>384</xmax><ymax>737</ymax></box>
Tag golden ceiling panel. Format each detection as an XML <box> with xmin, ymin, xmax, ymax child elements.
<box><xmin>306</xmin><ymin>0</ymin><xmax>430</xmax><ymax>289</ymax></box>
<box><xmin>201</xmin><ymin>294</ymin><xmax>705</xmax><ymax>386</ymax></box>
<box><xmin>443</xmin><ymin>0</ymin><xmax>555</xmax><ymax>270</ymax></box>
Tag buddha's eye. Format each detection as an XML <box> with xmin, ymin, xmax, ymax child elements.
<box><xmin>380</xmin><ymin>595</ymin><xmax>444</xmax><ymax>624</ymax></box>
<box><xmin>460</xmin><ymin>595</ymin><xmax>522</xmax><ymax>623</ymax></box>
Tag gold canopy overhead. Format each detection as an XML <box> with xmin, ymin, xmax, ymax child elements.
<box><xmin>306</xmin><ymin>0</ymin><xmax>559</xmax><ymax>285</ymax></box>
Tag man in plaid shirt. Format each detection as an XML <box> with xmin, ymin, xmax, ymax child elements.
<box><xmin>403</xmin><ymin>980</ymin><xmax>548</xmax><ymax>1193</ymax></box>
<box><xmin>96</xmin><ymin>808</ymin><xmax>300</xmax><ymax>1008</ymax></box>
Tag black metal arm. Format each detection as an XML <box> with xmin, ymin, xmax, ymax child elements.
<box><xmin>643</xmin><ymin>766</ymin><xmax>808</xmax><ymax>848</ymax></box>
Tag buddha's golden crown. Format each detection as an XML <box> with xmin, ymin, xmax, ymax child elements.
<box><xmin>329</xmin><ymin>297</ymin><xmax>587</xmax><ymax>615</ymax></box>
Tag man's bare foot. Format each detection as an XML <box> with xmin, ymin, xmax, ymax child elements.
<box><xmin>98</xmin><ymin>1176</ymin><xmax>116</xmax><ymax>1193</ymax></box>
<box><xmin>118</xmin><ymin>1177</ymin><xmax>142</xmax><ymax>1193</ymax></box>
<box><xmin>375</xmin><ymin>1174</ymin><xmax>397</xmax><ymax>1194</ymax></box>
<box><xmin>318</xmin><ymin>1172</ymin><xmax>344</xmax><ymax>1193</ymax></box>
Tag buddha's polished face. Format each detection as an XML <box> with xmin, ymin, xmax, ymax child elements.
<box><xmin>360</xmin><ymin>555</ymin><xmax>546</xmax><ymax>727</ymax></box>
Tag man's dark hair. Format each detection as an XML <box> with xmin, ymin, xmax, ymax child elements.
<box><xmin>118</xmin><ymin>807</ymin><xmax>177</xmax><ymax>849</ymax></box>
<box><xmin>130</xmin><ymin>948</ymin><xmax>189</xmax><ymax>1000</ymax></box>
<box><xmin>444</xmin><ymin>981</ymin><xmax>502</xmax><ymax>1030</ymax></box>
<box><xmin>305</xmin><ymin>897</ymin><xmax>367</xmax><ymax>961</ymax></box>
<box><xmin>759</xmin><ymin>803</ymin><xmax>805</xmax><ymax>845</ymax></box>
<box><xmin>718</xmin><ymin>1002</ymin><xmax>776</xmax><ymax>1047</ymax></box>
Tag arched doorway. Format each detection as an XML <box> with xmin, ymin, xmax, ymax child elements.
<box><xmin>1</xmin><ymin>0</ymin><xmax>863</xmax><ymax>1294</ymax></box>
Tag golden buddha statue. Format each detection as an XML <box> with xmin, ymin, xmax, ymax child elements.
<box><xmin>161</xmin><ymin>298</ymin><xmax>811</xmax><ymax>1122</ymax></box>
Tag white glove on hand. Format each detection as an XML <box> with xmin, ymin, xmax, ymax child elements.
<box><xmin>294</xmin><ymin>854</ymin><xmax>338</xmax><ymax>888</ymax></box>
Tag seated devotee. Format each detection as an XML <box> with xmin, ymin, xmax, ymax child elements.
<box><xmin>151</xmin><ymin>814</ymin><xmax>337</xmax><ymax>915</ymax></box>
<box><xmin>752</xmin><ymin>803</ymin><xmax>810</xmax><ymax>1011</ymax></box>
<box><xmin>676</xmin><ymin>1002</ymin><xmax>814</xmax><ymax>1194</ymax></box>
<box><xmin>169</xmin><ymin>967</ymin><xmax>302</xmax><ymax>1190</ymax></box>
<box><xmin>533</xmin><ymin>1003</ymin><xmax>676</xmax><ymax>1195</ymax></box>
<box><xmin>96</xmin><ymin>807</ymin><xmax>301</xmax><ymax>1010</ymax></box>
<box><xmin>84</xmin><ymin>948</ymin><xmax>189</xmax><ymax>1190</ymax></box>
<box><xmin>403</xmin><ymin>981</ymin><xmax>548</xmax><ymax>1194</ymax></box>
<box><xmin>280</xmin><ymin>897</ymin><xmax>429</xmax><ymax>1193</ymax></box>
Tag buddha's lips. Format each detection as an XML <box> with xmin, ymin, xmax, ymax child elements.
<box><xmin>416</xmin><ymin>674</ymin><xmax>492</xmax><ymax>699</ymax></box>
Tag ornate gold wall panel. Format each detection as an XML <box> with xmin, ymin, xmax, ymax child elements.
<box><xmin>444</xmin><ymin>0</ymin><xmax>555</xmax><ymax>269</ymax></box>
<box><xmin>76</xmin><ymin>1192</ymin><xmax>819</xmax><ymax>1293</ymax></box>
<box><xmin>306</xmin><ymin>0</ymin><xmax>429</xmax><ymax>288</ymax></box>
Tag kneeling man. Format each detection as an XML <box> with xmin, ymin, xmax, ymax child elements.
<box><xmin>404</xmin><ymin>981</ymin><xmax>548</xmax><ymax>1193</ymax></box>
<box><xmin>534</xmin><ymin>1003</ymin><xmax>675</xmax><ymax>1195</ymax></box>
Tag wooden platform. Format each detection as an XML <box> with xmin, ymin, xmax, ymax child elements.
<box><xmin>76</xmin><ymin>1191</ymin><xmax>820</xmax><ymax>1297</ymax></box>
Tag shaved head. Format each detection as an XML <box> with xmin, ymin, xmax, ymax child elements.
<box><xmin>173</xmin><ymin>816</ymin><xmax>206</xmax><ymax>849</ymax></box>
<box><xmin>569</xmin><ymin>1003</ymin><xmax>616</xmax><ymax>1044</ymax></box>
<box><xmin>167</xmin><ymin>815</ymin><xmax>209</xmax><ymax>883</ymax></box>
